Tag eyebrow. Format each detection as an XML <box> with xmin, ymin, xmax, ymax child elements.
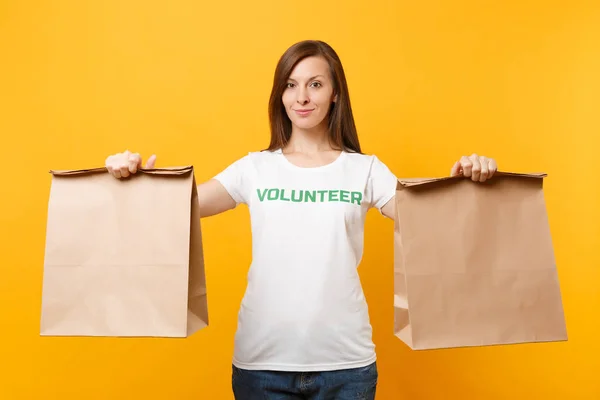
<box><xmin>287</xmin><ymin>75</ymin><xmax>325</xmax><ymax>82</ymax></box>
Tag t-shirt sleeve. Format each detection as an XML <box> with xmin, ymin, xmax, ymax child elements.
<box><xmin>367</xmin><ymin>155</ymin><xmax>398</xmax><ymax>212</ymax></box>
<box><xmin>212</xmin><ymin>153</ymin><xmax>252</xmax><ymax>205</ymax></box>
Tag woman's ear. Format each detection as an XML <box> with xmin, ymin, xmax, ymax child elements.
<box><xmin>333</xmin><ymin>94</ymin><xmax>338</xmax><ymax>103</ymax></box>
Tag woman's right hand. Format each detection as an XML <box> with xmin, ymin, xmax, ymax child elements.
<box><xmin>105</xmin><ymin>150</ymin><xmax>157</xmax><ymax>178</ymax></box>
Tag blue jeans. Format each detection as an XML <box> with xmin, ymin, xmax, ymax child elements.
<box><xmin>231</xmin><ymin>362</ymin><xmax>378</xmax><ymax>400</ymax></box>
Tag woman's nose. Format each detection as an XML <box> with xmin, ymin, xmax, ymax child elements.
<box><xmin>296</xmin><ymin>88</ymin><xmax>309</xmax><ymax>104</ymax></box>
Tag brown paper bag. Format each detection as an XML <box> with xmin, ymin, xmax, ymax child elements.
<box><xmin>393</xmin><ymin>172</ymin><xmax>567</xmax><ymax>350</ymax></box>
<box><xmin>40</xmin><ymin>166</ymin><xmax>209</xmax><ymax>337</ymax></box>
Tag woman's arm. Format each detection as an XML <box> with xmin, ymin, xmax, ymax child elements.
<box><xmin>381</xmin><ymin>197</ymin><xmax>396</xmax><ymax>221</ymax></box>
<box><xmin>196</xmin><ymin>179</ymin><xmax>237</xmax><ymax>218</ymax></box>
<box><xmin>377</xmin><ymin>154</ymin><xmax>498</xmax><ymax>222</ymax></box>
<box><xmin>105</xmin><ymin>150</ymin><xmax>237</xmax><ymax>218</ymax></box>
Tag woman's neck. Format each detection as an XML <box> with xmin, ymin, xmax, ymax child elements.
<box><xmin>285</xmin><ymin>124</ymin><xmax>334</xmax><ymax>154</ymax></box>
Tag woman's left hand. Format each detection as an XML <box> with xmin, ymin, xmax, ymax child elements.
<box><xmin>450</xmin><ymin>153</ymin><xmax>498</xmax><ymax>182</ymax></box>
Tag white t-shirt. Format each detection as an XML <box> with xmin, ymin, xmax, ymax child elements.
<box><xmin>213</xmin><ymin>148</ymin><xmax>398</xmax><ymax>372</ymax></box>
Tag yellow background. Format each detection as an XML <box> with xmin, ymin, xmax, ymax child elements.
<box><xmin>1</xmin><ymin>0</ymin><xmax>598</xmax><ymax>398</ymax></box>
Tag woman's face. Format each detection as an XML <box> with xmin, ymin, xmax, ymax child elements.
<box><xmin>282</xmin><ymin>56</ymin><xmax>336</xmax><ymax>132</ymax></box>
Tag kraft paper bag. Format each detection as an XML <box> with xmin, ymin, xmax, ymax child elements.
<box><xmin>40</xmin><ymin>166</ymin><xmax>209</xmax><ymax>337</ymax></box>
<box><xmin>393</xmin><ymin>172</ymin><xmax>567</xmax><ymax>350</ymax></box>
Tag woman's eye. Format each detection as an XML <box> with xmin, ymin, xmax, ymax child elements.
<box><xmin>310</xmin><ymin>82</ymin><xmax>322</xmax><ymax>88</ymax></box>
<box><xmin>286</xmin><ymin>83</ymin><xmax>295</xmax><ymax>88</ymax></box>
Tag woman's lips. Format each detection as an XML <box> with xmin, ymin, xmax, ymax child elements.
<box><xmin>294</xmin><ymin>109</ymin><xmax>314</xmax><ymax>116</ymax></box>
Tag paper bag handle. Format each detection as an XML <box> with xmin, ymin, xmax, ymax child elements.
<box><xmin>49</xmin><ymin>166</ymin><xmax>193</xmax><ymax>177</ymax></box>
<box><xmin>397</xmin><ymin>171</ymin><xmax>547</xmax><ymax>188</ymax></box>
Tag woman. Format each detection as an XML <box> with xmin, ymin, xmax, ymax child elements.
<box><xmin>105</xmin><ymin>40</ymin><xmax>497</xmax><ymax>399</ymax></box>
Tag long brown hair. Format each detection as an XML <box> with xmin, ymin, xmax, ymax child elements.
<box><xmin>266</xmin><ymin>40</ymin><xmax>362</xmax><ymax>154</ymax></box>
